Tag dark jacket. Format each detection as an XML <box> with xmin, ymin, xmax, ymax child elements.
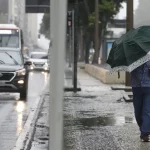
<box><xmin>131</xmin><ymin>61</ymin><xmax>150</xmax><ymax>87</ymax></box>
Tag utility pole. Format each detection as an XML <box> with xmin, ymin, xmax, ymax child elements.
<box><xmin>125</xmin><ymin>0</ymin><xmax>133</xmax><ymax>86</ymax></box>
<box><xmin>49</xmin><ymin>0</ymin><xmax>67</xmax><ymax>149</ymax></box>
<box><xmin>94</xmin><ymin>0</ymin><xmax>99</xmax><ymax>64</ymax></box>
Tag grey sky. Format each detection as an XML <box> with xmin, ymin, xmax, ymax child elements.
<box><xmin>117</xmin><ymin>0</ymin><xmax>139</xmax><ymax>19</ymax></box>
<box><xmin>134</xmin><ymin>0</ymin><xmax>150</xmax><ymax>27</ymax></box>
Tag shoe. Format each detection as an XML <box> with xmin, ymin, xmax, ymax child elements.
<box><xmin>140</xmin><ymin>135</ymin><xmax>150</xmax><ymax>142</ymax></box>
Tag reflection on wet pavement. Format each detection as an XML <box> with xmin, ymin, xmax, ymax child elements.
<box><xmin>65</xmin><ymin>114</ymin><xmax>136</xmax><ymax>130</ymax></box>
<box><xmin>63</xmin><ymin>69</ymin><xmax>150</xmax><ymax>150</ymax></box>
<box><xmin>0</xmin><ymin>71</ymin><xmax>49</xmax><ymax>150</ymax></box>
<box><xmin>63</xmin><ymin>85</ymin><xmax>136</xmax><ymax>150</ymax></box>
<box><xmin>15</xmin><ymin>101</ymin><xmax>26</xmax><ymax>135</ymax></box>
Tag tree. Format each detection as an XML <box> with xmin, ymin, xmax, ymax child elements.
<box><xmin>39</xmin><ymin>13</ymin><xmax>50</xmax><ymax>39</ymax></box>
<box><xmin>40</xmin><ymin>0</ymin><xmax>125</xmax><ymax>63</ymax></box>
<box><xmin>78</xmin><ymin>0</ymin><xmax>125</xmax><ymax>64</ymax></box>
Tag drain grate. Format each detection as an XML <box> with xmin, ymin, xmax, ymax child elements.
<box><xmin>39</xmin><ymin>137</ymin><xmax>49</xmax><ymax>141</ymax></box>
<box><xmin>36</xmin><ymin>124</ymin><xmax>49</xmax><ymax>129</ymax></box>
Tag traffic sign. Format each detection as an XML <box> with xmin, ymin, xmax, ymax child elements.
<box><xmin>67</xmin><ymin>12</ymin><xmax>72</xmax><ymax>27</ymax></box>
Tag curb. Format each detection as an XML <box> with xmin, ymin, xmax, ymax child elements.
<box><xmin>12</xmin><ymin>95</ymin><xmax>45</xmax><ymax>150</ymax></box>
<box><xmin>111</xmin><ymin>86</ymin><xmax>132</xmax><ymax>91</ymax></box>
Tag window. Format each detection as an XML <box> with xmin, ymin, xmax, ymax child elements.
<box><xmin>31</xmin><ymin>53</ymin><xmax>48</xmax><ymax>59</ymax></box>
<box><xmin>0</xmin><ymin>30</ymin><xmax>20</xmax><ymax>48</ymax></box>
<box><xmin>0</xmin><ymin>35</ymin><xmax>19</xmax><ymax>48</ymax></box>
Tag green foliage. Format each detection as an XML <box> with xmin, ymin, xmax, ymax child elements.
<box><xmin>39</xmin><ymin>13</ymin><xmax>50</xmax><ymax>39</ymax></box>
<box><xmin>88</xmin><ymin>13</ymin><xmax>96</xmax><ymax>27</ymax></box>
<box><xmin>100</xmin><ymin>0</ymin><xmax>118</xmax><ymax>19</ymax></box>
<box><xmin>78</xmin><ymin>0</ymin><xmax>125</xmax><ymax>64</ymax></box>
<box><xmin>39</xmin><ymin>0</ymin><xmax>125</xmax><ymax>39</ymax></box>
<box><xmin>79</xmin><ymin>0</ymin><xmax>125</xmax><ymax>34</ymax></box>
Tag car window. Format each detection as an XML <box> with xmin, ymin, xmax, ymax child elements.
<box><xmin>31</xmin><ymin>53</ymin><xmax>48</xmax><ymax>59</ymax></box>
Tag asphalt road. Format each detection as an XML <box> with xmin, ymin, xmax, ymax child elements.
<box><xmin>0</xmin><ymin>70</ymin><xmax>49</xmax><ymax>150</ymax></box>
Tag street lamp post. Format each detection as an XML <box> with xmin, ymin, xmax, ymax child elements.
<box><xmin>125</xmin><ymin>0</ymin><xmax>133</xmax><ymax>86</ymax></box>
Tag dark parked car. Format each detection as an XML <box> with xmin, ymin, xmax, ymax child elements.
<box><xmin>0</xmin><ymin>48</ymin><xmax>31</xmax><ymax>100</ymax></box>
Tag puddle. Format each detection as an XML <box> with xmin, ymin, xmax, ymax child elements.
<box><xmin>65</xmin><ymin>115</ymin><xmax>136</xmax><ymax>129</ymax></box>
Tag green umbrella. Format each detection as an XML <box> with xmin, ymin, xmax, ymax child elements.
<box><xmin>107</xmin><ymin>26</ymin><xmax>150</xmax><ymax>72</ymax></box>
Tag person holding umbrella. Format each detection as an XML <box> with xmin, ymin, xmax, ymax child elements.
<box><xmin>107</xmin><ymin>26</ymin><xmax>150</xmax><ymax>142</ymax></box>
<box><xmin>131</xmin><ymin>60</ymin><xmax>150</xmax><ymax>142</ymax></box>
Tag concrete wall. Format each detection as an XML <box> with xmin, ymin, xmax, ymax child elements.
<box><xmin>84</xmin><ymin>64</ymin><xmax>125</xmax><ymax>84</ymax></box>
<box><xmin>27</xmin><ymin>14</ymin><xmax>38</xmax><ymax>46</ymax></box>
<box><xmin>8</xmin><ymin>0</ymin><xmax>38</xmax><ymax>48</ymax></box>
<box><xmin>0</xmin><ymin>0</ymin><xmax>8</xmax><ymax>13</ymax></box>
<box><xmin>0</xmin><ymin>13</ymin><xmax>8</xmax><ymax>23</ymax></box>
<box><xmin>0</xmin><ymin>0</ymin><xmax>8</xmax><ymax>23</ymax></box>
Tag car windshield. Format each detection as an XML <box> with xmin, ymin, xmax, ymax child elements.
<box><xmin>0</xmin><ymin>30</ymin><xmax>19</xmax><ymax>48</ymax></box>
<box><xmin>0</xmin><ymin>35</ymin><xmax>19</xmax><ymax>48</ymax></box>
<box><xmin>0</xmin><ymin>51</ymin><xmax>23</xmax><ymax>65</ymax></box>
<box><xmin>31</xmin><ymin>53</ymin><xmax>48</xmax><ymax>59</ymax></box>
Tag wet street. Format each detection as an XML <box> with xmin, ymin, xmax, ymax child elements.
<box><xmin>0</xmin><ymin>71</ymin><xmax>48</xmax><ymax>150</ymax></box>
<box><xmin>29</xmin><ymin>68</ymin><xmax>150</xmax><ymax>150</ymax></box>
<box><xmin>63</xmin><ymin>69</ymin><xmax>150</xmax><ymax>150</ymax></box>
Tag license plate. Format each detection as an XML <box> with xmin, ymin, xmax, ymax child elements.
<box><xmin>36</xmin><ymin>64</ymin><xmax>42</xmax><ymax>67</ymax></box>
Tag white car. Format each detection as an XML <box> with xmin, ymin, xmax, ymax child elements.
<box><xmin>29</xmin><ymin>52</ymin><xmax>49</xmax><ymax>71</ymax></box>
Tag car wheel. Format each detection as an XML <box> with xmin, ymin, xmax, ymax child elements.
<box><xmin>20</xmin><ymin>89</ymin><xmax>27</xmax><ymax>100</ymax></box>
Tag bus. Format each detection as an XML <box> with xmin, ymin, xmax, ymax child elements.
<box><xmin>0</xmin><ymin>24</ymin><xmax>24</xmax><ymax>50</ymax></box>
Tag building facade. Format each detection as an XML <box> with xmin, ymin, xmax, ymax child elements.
<box><xmin>27</xmin><ymin>14</ymin><xmax>38</xmax><ymax>46</ymax></box>
<box><xmin>0</xmin><ymin>13</ymin><xmax>8</xmax><ymax>23</ymax></box>
<box><xmin>8</xmin><ymin>0</ymin><xmax>38</xmax><ymax>49</ymax></box>
<box><xmin>100</xmin><ymin>19</ymin><xmax>126</xmax><ymax>64</ymax></box>
<box><xmin>105</xmin><ymin>19</ymin><xmax>126</xmax><ymax>38</ymax></box>
<box><xmin>0</xmin><ymin>0</ymin><xmax>8</xmax><ymax>23</ymax></box>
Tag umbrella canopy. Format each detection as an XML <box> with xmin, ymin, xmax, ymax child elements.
<box><xmin>107</xmin><ymin>26</ymin><xmax>150</xmax><ymax>72</ymax></box>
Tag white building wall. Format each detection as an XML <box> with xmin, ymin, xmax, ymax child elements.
<box><xmin>0</xmin><ymin>13</ymin><xmax>8</xmax><ymax>23</ymax></box>
<box><xmin>27</xmin><ymin>14</ymin><xmax>38</xmax><ymax>46</ymax></box>
<box><xmin>8</xmin><ymin>0</ymin><xmax>19</xmax><ymax>24</ymax></box>
<box><xmin>8</xmin><ymin>0</ymin><xmax>38</xmax><ymax>48</ymax></box>
<box><xmin>106</xmin><ymin>28</ymin><xmax>126</xmax><ymax>38</ymax></box>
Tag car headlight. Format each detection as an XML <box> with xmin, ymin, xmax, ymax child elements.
<box><xmin>30</xmin><ymin>66</ymin><xmax>34</xmax><ymax>70</ymax></box>
<box><xmin>44</xmin><ymin>62</ymin><xmax>48</xmax><ymax>66</ymax></box>
<box><xmin>16</xmin><ymin>69</ymin><xmax>26</xmax><ymax>76</ymax></box>
<box><xmin>43</xmin><ymin>63</ymin><xmax>49</xmax><ymax>70</ymax></box>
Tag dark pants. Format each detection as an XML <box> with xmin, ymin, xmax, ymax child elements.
<box><xmin>132</xmin><ymin>87</ymin><xmax>150</xmax><ymax>136</ymax></box>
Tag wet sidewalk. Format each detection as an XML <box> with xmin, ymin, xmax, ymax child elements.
<box><xmin>29</xmin><ymin>68</ymin><xmax>150</xmax><ymax>150</ymax></box>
